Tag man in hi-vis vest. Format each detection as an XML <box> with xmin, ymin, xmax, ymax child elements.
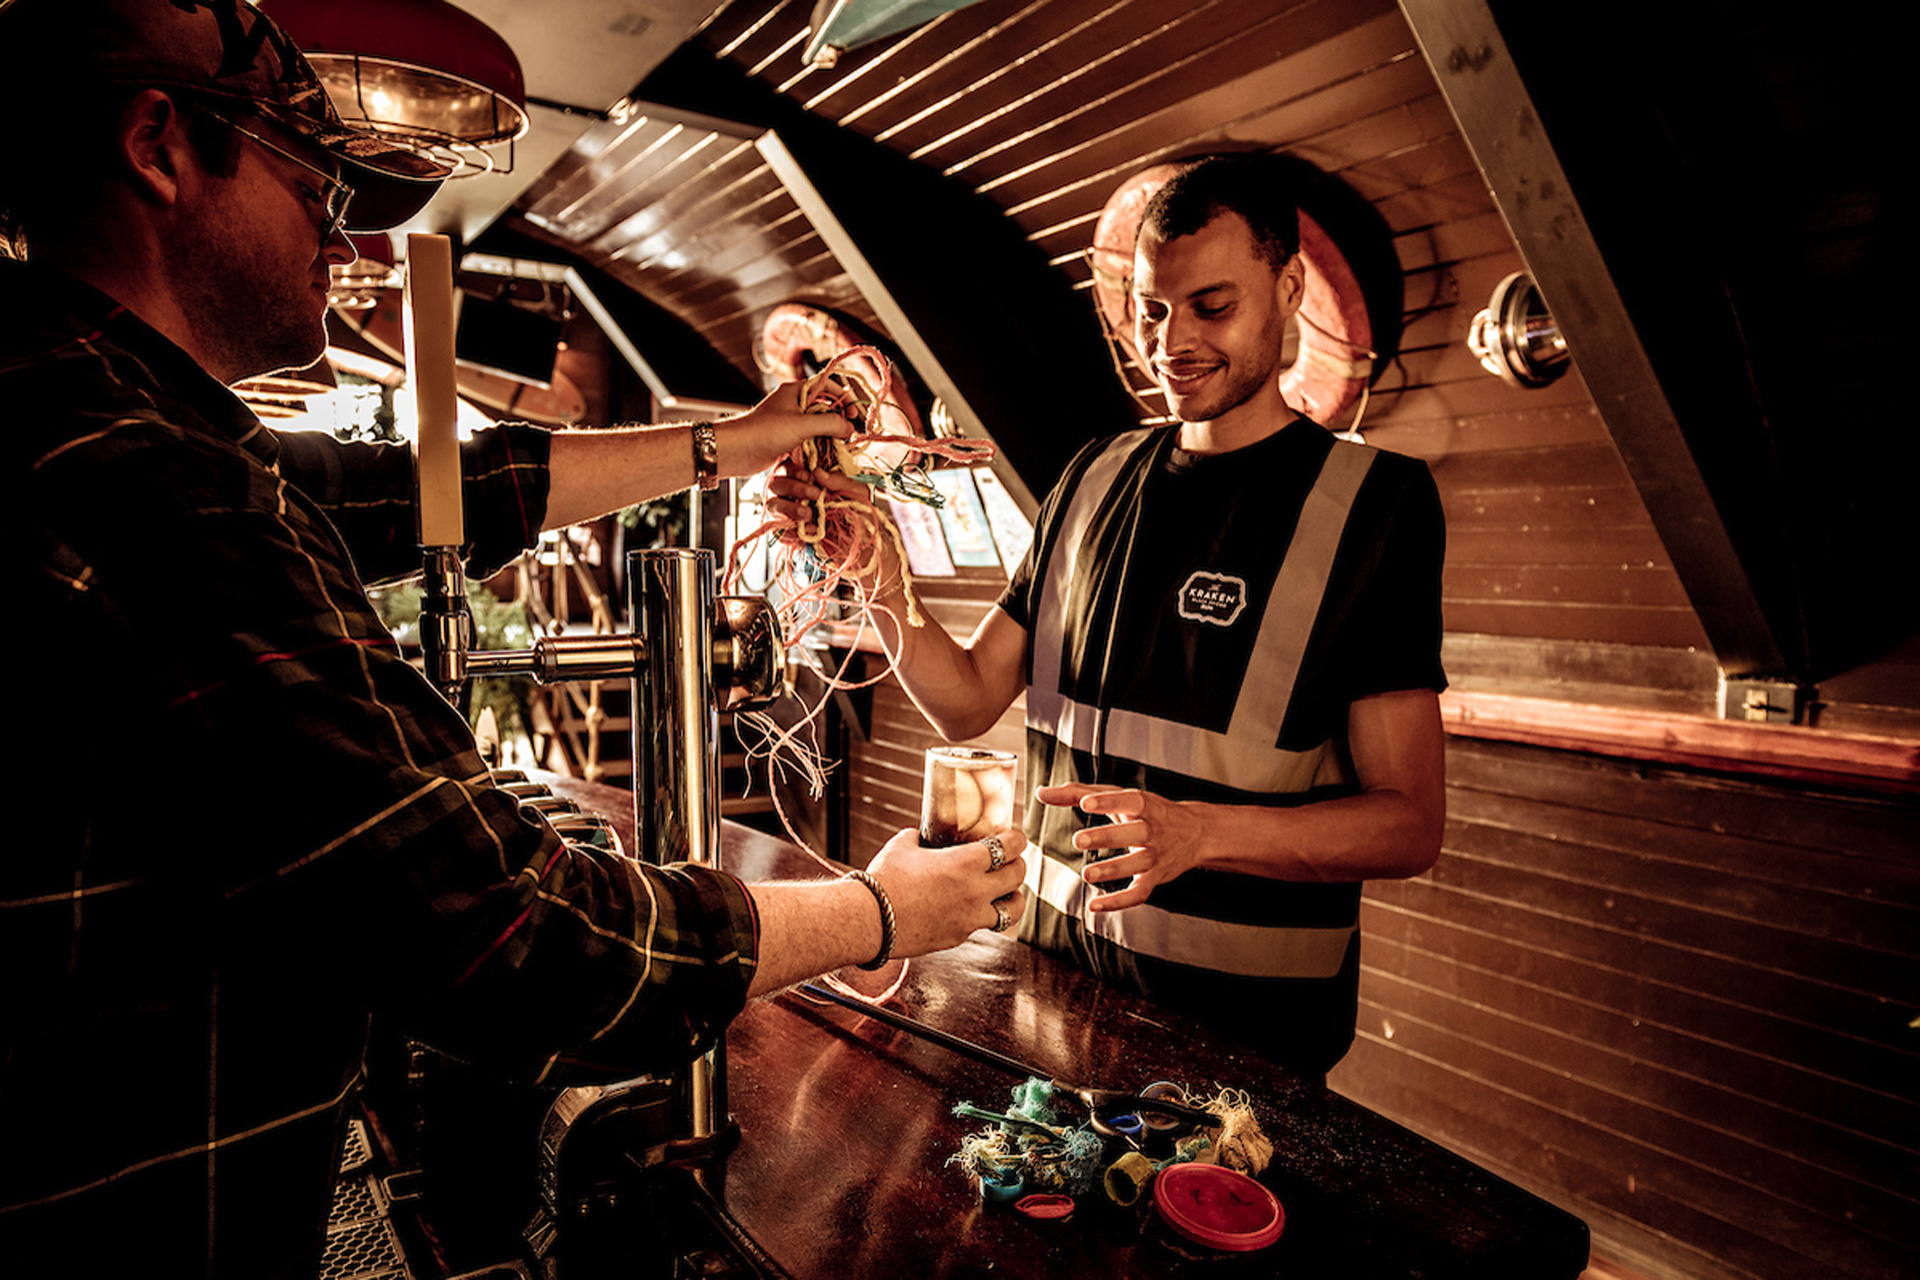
<box><xmin>772</xmin><ymin>154</ymin><xmax>1446</xmax><ymax>1082</ymax></box>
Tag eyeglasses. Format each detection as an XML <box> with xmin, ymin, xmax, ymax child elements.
<box><xmin>202</xmin><ymin>109</ymin><xmax>355</xmax><ymax>243</ymax></box>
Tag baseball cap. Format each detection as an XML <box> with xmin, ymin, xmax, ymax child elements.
<box><xmin>0</xmin><ymin>0</ymin><xmax>451</xmax><ymax>231</ymax></box>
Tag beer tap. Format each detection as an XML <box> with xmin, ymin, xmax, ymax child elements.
<box><xmin>406</xmin><ymin>234</ymin><xmax>473</xmax><ymax>705</ymax></box>
<box><xmin>404</xmin><ymin>235</ymin><xmax>784</xmax><ymax>1186</ymax></box>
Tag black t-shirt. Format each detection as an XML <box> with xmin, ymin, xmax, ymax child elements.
<box><xmin>999</xmin><ymin>419</ymin><xmax>1446</xmax><ymax>1074</ymax></box>
<box><xmin>1002</xmin><ymin>420</ymin><xmax>1445</xmax><ymax>775</ymax></box>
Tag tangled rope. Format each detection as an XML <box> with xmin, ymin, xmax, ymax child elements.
<box><xmin>724</xmin><ymin>346</ymin><xmax>994</xmax><ymax>636</ymax></box>
<box><xmin>724</xmin><ymin>346</ymin><xmax>998</xmax><ymax>1004</ymax></box>
<box><xmin>943</xmin><ymin>1077</ymin><xmax>1270</xmax><ymax>1208</ymax></box>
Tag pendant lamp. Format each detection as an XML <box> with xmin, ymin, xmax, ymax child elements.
<box><xmin>262</xmin><ymin>0</ymin><xmax>530</xmax><ymax>174</ymax></box>
<box><xmin>803</xmin><ymin>0</ymin><xmax>989</xmax><ymax>67</ymax></box>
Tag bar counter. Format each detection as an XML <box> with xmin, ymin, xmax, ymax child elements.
<box><xmin>533</xmin><ymin>776</ymin><xmax>1590</xmax><ymax>1279</ymax></box>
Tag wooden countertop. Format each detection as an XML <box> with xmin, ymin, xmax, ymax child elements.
<box><xmin>541</xmin><ymin>777</ymin><xmax>1590</xmax><ymax>1279</ymax></box>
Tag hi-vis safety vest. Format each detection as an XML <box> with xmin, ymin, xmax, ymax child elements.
<box><xmin>1019</xmin><ymin>426</ymin><xmax>1378</xmax><ymax>981</ymax></box>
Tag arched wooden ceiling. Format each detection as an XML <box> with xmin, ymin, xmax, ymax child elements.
<box><xmin>378</xmin><ymin>0</ymin><xmax>1908</xmax><ymax>705</ymax></box>
<box><xmin>483</xmin><ymin>0</ymin><xmax>1430</xmax><ymax>510</ymax></box>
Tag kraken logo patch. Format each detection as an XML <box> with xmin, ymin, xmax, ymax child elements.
<box><xmin>1177</xmin><ymin>570</ymin><xmax>1248</xmax><ymax>627</ymax></box>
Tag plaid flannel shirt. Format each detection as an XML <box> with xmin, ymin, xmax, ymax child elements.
<box><xmin>1</xmin><ymin>260</ymin><xmax>760</xmax><ymax>1277</ymax></box>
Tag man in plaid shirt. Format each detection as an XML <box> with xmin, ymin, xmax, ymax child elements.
<box><xmin>0</xmin><ymin>2</ymin><xmax>1029</xmax><ymax>1275</ymax></box>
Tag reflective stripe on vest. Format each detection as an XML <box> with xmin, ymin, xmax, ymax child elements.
<box><xmin>1021</xmin><ymin>429</ymin><xmax>1376</xmax><ymax>979</ymax></box>
<box><xmin>1026</xmin><ymin>430</ymin><xmax>1376</xmax><ymax>793</ymax></box>
<box><xmin>1024</xmin><ymin>850</ymin><xmax>1357</xmax><ymax>979</ymax></box>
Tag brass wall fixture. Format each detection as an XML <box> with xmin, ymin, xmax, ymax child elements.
<box><xmin>1468</xmin><ymin>270</ymin><xmax>1571</xmax><ymax>388</ymax></box>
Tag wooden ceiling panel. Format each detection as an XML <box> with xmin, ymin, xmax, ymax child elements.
<box><xmin>577</xmin><ymin>137</ymin><xmax>760</xmax><ymax>245</ymax></box>
<box><xmin>1334</xmin><ymin>133</ymin><xmax>1484</xmax><ymax>212</ymax></box>
<box><xmin>515</xmin><ymin>114</ymin><xmax>678</xmax><ymax>214</ymax></box>
<box><xmin>862</xmin><ymin>1</ymin><xmax>1264</xmax><ymax>160</ymax></box>
<box><xmin>706</xmin><ymin>0</ymin><xmax>812</xmax><ymax>76</ymax></box>
<box><xmin>488</xmin><ymin>0</ymin><xmax>1730</xmax><ymax>672</ymax></box>
<box><xmin>669</xmin><ymin>237</ymin><xmax>833</xmax><ymax>313</ymax></box>
<box><xmin>1373</xmin><ymin>167</ymin><xmax>1508</xmax><ymax>239</ymax></box>
<box><xmin>983</xmin><ymin>18</ymin><xmax>1428</xmax><ymax>225</ymax></box>
<box><xmin>1392</xmin><ymin>207</ymin><xmax>1512</xmax><ymax>275</ymax></box>
<box><xmin>1028</xmin><ymin>220</ymin><xmax>1104</xmax><ymax>269</ymax></box>
<box><xmin>926</xmin><ymin>2</ymin><xmax>1402</xmax><ymax>180</ymax></box>
<box><xmin>828</xmin><ymin>2</ymin><xmax>1140</xmax><ymax>142</ymax></box>
<box><xmin>1287</xmin><ymin>90</ymin><xmax>1460</xmax><ymax>178</ymax></box>
<box><xmin>1304</xmin><ymin>124</ymin><xmax>1482</xmax><ymax>225</ymax></box>
<box><xmin>695</xmin><ymin>0</ymin><xmax>797</xmax><ymax>59</ymax></box>
<box><xmin>522</xmin><ymin>118</ymin><xmax>741</xmax><ymax>242</ymax></box>
<box><xmin>713</xmin><ymin>243</ymin><xmax>841</xmax><ymax>301</ymax></box>
<box><xmin>645</xmin><ymin>199</ymin><xmax>810</xmax><ymax>291</ymax></box>
<box><xmin>588</xmin><ymin>148</ymin><xmax>773</xmax><ymax>266</ymax></box>
<box><xmin>784</xmin><ymin>0</ymin><xmax>1054</xmax><ymax>99</ymax></box>
<box><xmin>798</xmin><ymin>0</ymin><xmax>1076</xmax><ymax>124</ymax></box>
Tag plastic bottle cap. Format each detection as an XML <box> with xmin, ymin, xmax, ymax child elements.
<box><xmin>1014</xmin><ymin>1193</ymin><xmax>1076</xmax><ymax>1221</ymax></box>
<box><xmin>1152</xmin><ymin>1163</ymin><xmax>1284</xmax><ymax>1252</ymax></box>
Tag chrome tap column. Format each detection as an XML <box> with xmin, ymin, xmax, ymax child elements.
<box><xmin>468</xmin><ymin>546</ymin><xmax>783</xmax><ymax>1195</ymax></box>
<box><xmin>633</xmin><ymin>548</ymin><xmax>717</xmax><ymax>868</ymax></box>
<box><xmin>632</xmin><ymin>547</ymin><xmax>723</xmax><ymax>1143</ymax></box>
<box><xmin>628</xmin><ymin>548</ymin><xmax>787</xmax><ymax>1148</ymax></box>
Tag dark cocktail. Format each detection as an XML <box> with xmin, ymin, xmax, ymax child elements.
<box><xmin>919</xmin><ymin>746</ymin><xmax>1017</xmax><ymax>847</ymax></box>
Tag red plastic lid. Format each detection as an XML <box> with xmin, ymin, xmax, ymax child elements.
<box><xmin>1014</xmin><ymin>1193</ymin><xmax>1076</xmax><ymax>1221</ymax></box>
<box><xmin>1152</xmin><ymin>1163</ymin><xmax>1285</xmax><ymax>1252</ymax></box>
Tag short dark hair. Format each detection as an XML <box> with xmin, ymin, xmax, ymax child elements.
<box><xmin>1138</xmin><ymin>154</ymin><xmax>1303</xmax><ymax>275</ymax></box>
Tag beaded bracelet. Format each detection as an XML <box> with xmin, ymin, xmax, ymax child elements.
<box><xmin>691</xmin><ymin>422</ymin><xmax>719</xmax><ymax>491</ymax></box>
<box><xmin>844</xmin><ymin>869</ymin><xmax>895</xmax><ymax>970</ymax></box>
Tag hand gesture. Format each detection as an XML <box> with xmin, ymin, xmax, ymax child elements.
<box><xmin>1036</xmin><ymin>782</ymin><xmax>1206</xmax><ymax>912</ymax></box>
<box><xmin>762</xmin><ymin>460</ymin><xmax>899</xmax><ymax>596</ymax></box>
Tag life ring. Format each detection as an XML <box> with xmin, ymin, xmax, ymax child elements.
<box><xmin>1089</xmin><ymin>159</ymin><xmax>1377</xmax><ymax>430</ymax></box>
<box><xmin>759</xmin><ymin>302</ymin><xmax>928</xmax><ymax>473</ymax></box>
<box><xmin>760</xmin><ymin>301</ymin><xmax>858</xmax><ymax>383</ymax></box>
<box><xmin>759</xmin><ymin>302</ymin><xmax>925</xmax><ymax>432</ymax></box>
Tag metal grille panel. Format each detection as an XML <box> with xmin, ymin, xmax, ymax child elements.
<box><xmin>321</xmin><ymin>1121</ymin><xmax>411</xmax><ymax>1280</ymax></box>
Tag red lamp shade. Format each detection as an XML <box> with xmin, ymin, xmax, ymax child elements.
<box><xmin>263</xmin><ymin>0</ymin><xmax>529</xmax><ymax>157</ymax></box>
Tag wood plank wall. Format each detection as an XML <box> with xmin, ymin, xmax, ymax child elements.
<box><xmin>674</xmin><ymin>5</ymin><xmax>1919</xmax><ymax>1278</ymax></box>
<box><xmin>1337</xmin><ymin>739</ymin><xmax>1919</xmax><ymax>1280</ymax></box>
<box><xmin>507</xmin><ymin>2</ymin><xmax>1919</xmax><ymax>1277</ymax></box>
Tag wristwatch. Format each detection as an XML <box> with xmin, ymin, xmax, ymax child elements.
<box><xmin>691</xmin><ymin>422</ymin><xmax>720</xmax><ymax>491</ymax></box>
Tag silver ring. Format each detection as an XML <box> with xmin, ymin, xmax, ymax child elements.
<box><xmin>984</xmin><ymin>835</ymin><xmax>1005</xmax><ymax>872</ymax></box>
<box><xmin>993</xmin><ymin>904</ymin><xmax>1012</xmax><ymax>933</ymax></box>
